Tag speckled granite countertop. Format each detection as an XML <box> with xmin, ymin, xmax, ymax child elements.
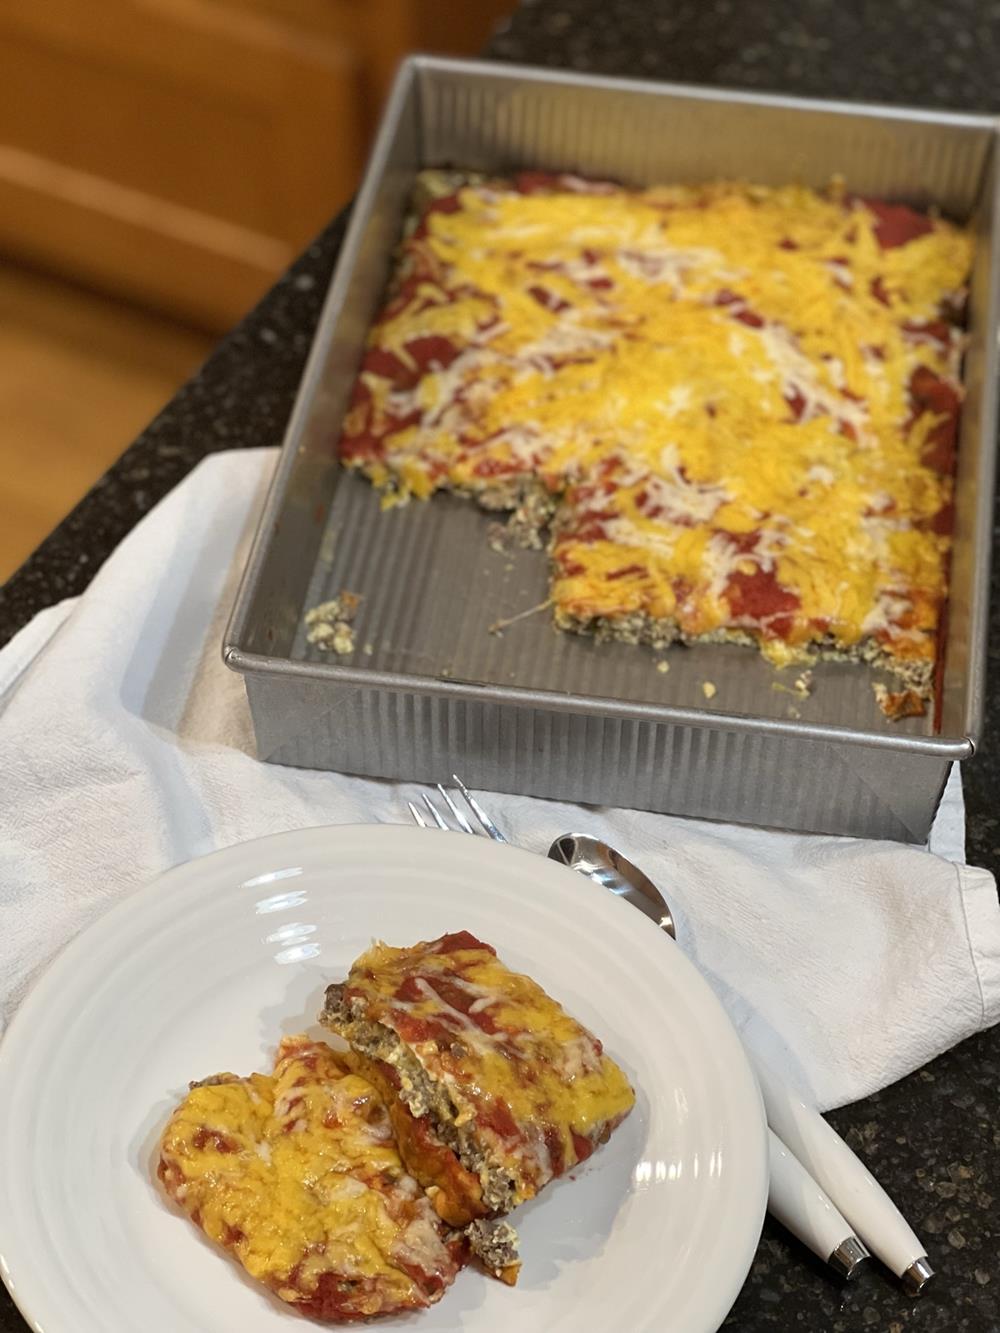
<box><xmin>2</xmin><ymin>1</ymin><xmax>999</xmax><ymax>1329</ymax></box>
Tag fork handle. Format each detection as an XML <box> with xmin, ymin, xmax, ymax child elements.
<box><xmin>767</xmin><ymin>1129</ymin><xmax>868</xmax><ymax>1276</ymax></box>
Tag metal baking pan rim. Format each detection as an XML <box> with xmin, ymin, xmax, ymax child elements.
<box><xmin>410</xmin><ymin>53</ymin><xmax>1000</xmax><ymax>136</ymax></box>
<box><xmin>223</xmin><ymin>645</ymin><xmax>974</xmax><ymax>760</ymax></box>
<box><xmin>958</xmin><ymin>158</ymin><xmax>1000</xmax><ymax>745</ymax></box>
<box><xmin>395</xmin><ymin>68</ymin><xmax>993</xmax><ymax>755</ymax></box>
<box><xmin>222</xmin><ymin>56</ymin><xmax>991</xmax><ymax>776</ymax></box>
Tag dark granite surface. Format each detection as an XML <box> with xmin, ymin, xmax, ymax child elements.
<box><xmin>2</xmin><ymin>1</ymin><xmax>1000</xmax><ymax>1329</ymax></box>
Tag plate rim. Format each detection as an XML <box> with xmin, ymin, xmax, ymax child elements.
<box><xmin>0</xmin><ymin>823</ymin><xmax>768</xmax><ymax>1333</ymax></box>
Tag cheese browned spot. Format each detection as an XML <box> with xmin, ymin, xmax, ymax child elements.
<box><xmin>157</xmin><ymin>1036</ymin><xmax>464</xmax><ymax>1321</ymax></box>
<box><xmin>320</xmin><ymin>931</ymin><xmax>635</xmax><ymax>1276</ymax></box>
<box><xmin>338</xmin><ymin>171</ymin><xmax>972</xmax><ymax>707</ymax></box>
<box><xmin>873</xmin><ymin>681</ymin><xmax>927</xmax><ymax>719</ymax></box>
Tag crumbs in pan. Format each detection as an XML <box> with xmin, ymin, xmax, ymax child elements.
<box><xmin>305</xmin><ymin>590</ymin><xmax>362</xmax><ymax>655</ymax></box>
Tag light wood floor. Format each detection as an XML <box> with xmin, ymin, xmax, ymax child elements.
<box><xmin>0</xmin><ymin>262</ymin><xmax>214</xmax><ymax>582</ymax></box>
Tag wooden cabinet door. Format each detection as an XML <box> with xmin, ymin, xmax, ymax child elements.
<box><xmin>0</xmin><ymin>0</ymin><xmax>363</xmax><ymax>328</ymax></box>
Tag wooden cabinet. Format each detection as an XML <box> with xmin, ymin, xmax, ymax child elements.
<box><xmin>0</xmin><ymin>0</ymin><xmax>510</xmax><ymax>329</ymax></box>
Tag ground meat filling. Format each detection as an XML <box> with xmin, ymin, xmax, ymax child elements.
<box><xmin>322</xmin><ymin>987</ymin><xmax>520</xmax><ymax>1215</ymax></box>
<box><xmin>465</xmin><ymin>1218</ymin><xmax>521</xmax><ymax>1283</ymax></box>
<box><xmin>557</xmin><ymin>611</ymin><xmax>934</xmax><ymax>693</ymax></box>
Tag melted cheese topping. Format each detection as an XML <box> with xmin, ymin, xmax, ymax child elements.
<box><xmin>157</xmin><ymin>1037</ymin><xmax>461</xmax><ymax>1319</ymax></box>
<box><xmin>341</xmin><ymin>932</ymin><xmax>635</xmax><ymax>1195</ymax></box>
<box><xmin>340</xmin><ymin>173</ymin><xmax>973</xmax><ymax>683</ymax></box>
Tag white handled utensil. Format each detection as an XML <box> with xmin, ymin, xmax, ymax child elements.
<box><xmin>548</xmin><ymin>830</ymin><xmax>934</xmax><ymax>1296</ymax></box>
<box><xmin>753</xmin><ymin>1058</ymin><xmax>934</xmax><ymax>1293</ymax></box>
<box><xmin>767</xmin><ymin>1128</ymin><xmax>868</xmax><ymax>1277</ymax></box>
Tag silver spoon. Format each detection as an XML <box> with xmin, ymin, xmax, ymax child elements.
<box><xmin>548</xmin><ymin>833</ymin><xmax>675</xmax><ymax>937</ymax></box>
<box><xmin>546</xmin><ymin>831</ymin><xmax>933</xmax><ymax>1294</ymax></box>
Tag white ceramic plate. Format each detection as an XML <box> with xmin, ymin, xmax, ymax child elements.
<box><xmin>0</xmin><ymin>826</ymin><xmax>767</xmax><ymax>1333</ymax></box>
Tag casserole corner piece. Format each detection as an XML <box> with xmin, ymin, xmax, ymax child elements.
<box><xmin>321</xmin><ymin>930</ymin><xmax>636</xmax><ymax>1276</ymax></box>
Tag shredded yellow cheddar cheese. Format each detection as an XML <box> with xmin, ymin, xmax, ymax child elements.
<box><xmin>158</xmin><ymin>1037</ymin><xmax>461</xmax><ymax>1319</ymax></box>
<box><xmin>340</xmin><ymin>172</ymin><xmax>973</xmax><ymax>698</ymax></box>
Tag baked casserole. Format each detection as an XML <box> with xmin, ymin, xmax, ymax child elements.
<box><xmin>338</xmin><ymin>170</ymin><xmax>973</xmax><ymax>714</ymax></box>
<box><xmin>322</xmin><ymin>930</ymin><xmax>636</xmax><ymax>1281</ymax></box>
<box><xmin>158</xmin><ymin>1036</ymin><xmax>464</xmax><ymax>1320</ymax></box>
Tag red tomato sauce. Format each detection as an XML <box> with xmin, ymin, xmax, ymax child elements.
<box><xmin>862</xmin><ymin>199</ymin><xmax>935</xmax><ymax>250</ymax></box>
<box><xmin>435</xmin><ymin>931</ymin><xmax>493</xmax><ymax>955</ymax></box>
<box><xmin>571</xmin><ymin>1130</ymin><xmax>596</xmax><ymax>1164</ymax></box>
<box><xmin>724</xmin><ymin>567</ymin><xmax>801</xmax><ymax>639</ymax></box>
<box><xmin>909</xmin><ymin>365</ymin><xmax>961</xmax><ymax>474</ymax></box>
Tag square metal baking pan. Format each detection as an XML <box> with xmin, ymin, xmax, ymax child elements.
<box><xmin>225</xmin><ymin>56</ymin><xmax>1000</xmax><ymax>842</ymax></box>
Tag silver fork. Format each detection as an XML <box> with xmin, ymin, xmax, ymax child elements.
<box><xmin>407</xmin><ymin>775</ymin><xmax>507</xmax><ymax>843</ymax></box>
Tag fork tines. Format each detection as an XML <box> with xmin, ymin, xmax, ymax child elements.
<box><xmin>407</xmin><ymin>777</ymin><xmax>507</xmax><ymax>843</ymax></box>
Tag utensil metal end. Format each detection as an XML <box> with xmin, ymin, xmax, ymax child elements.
<box><xmin>450</xmin><ymin>774</ymin><xmax>507</xmax><ymax>843</ymax></box>
<box><xmin>827</xmin><ymin>1236</ymin><xmax>870</xmax><ymax>1280</ymax></box>
<box><xmin>901</xmin><ymin>1256</ymin><xmax>935</xmax><ymax>1296</ymax></box>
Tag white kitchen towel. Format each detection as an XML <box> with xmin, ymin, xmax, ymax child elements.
<box><xmin>2</xmin><ymin>448</ymin><xmax>998</xmax><ymax>1112</ymax></box>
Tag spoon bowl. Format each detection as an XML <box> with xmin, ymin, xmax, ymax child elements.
<box><xmin>547</xmin><ymin>833</ymin><xmax>676</xmax><ymax>938</ymax></box>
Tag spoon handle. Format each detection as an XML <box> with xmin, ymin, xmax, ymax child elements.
<box><xmin>753</xmin><ymin>1057</ymin><xmax>934</xmax><ymax>1294</ymax></box>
